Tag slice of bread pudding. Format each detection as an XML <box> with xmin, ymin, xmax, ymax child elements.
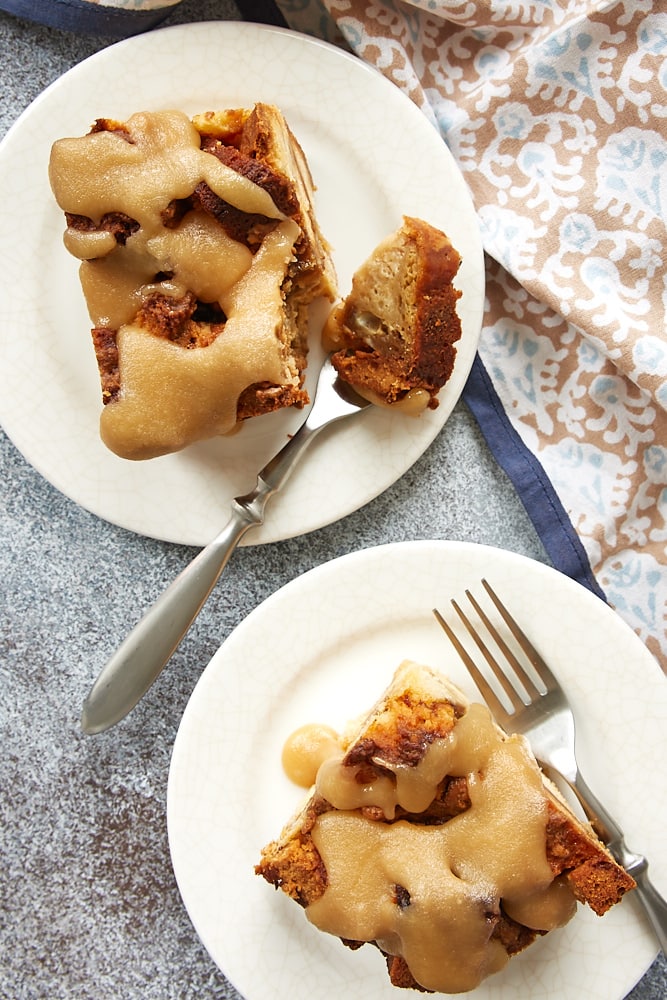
<box><xmin>256</xmin><ymin>661</ymin><xmax>635</xmax><ymax>994</ymax></box>
<box><xmin>324</xmin><ymin>218</ymin><xmax>462</xmax><ymax>415</ymax></box>
<box><xmin>49</xmin><ymin>103</ymin><xmax>336</xmax><ymax>459</ymax></box>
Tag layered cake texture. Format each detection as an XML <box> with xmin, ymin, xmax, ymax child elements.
<box><xmin>324</xmin><ymin>217</ymin><xmax>463</xmax><ymax>414</ymax></box>
<box><xmin>256</xmin><ymin>661</ymin><xmax>635</xmax><ymax>993</ymax></box>
<box><xmin>49</xmin><ymin>103</ymin><xmax>336</xmax><ymax>459</ymax></box>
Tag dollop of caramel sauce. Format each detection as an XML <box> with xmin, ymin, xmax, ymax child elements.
<box><xmin>281</xmin><ymin>724</ymin><xmax>342</xmax><ymax>789</ymax></box>
<box><xmin>49</xmin><ymin>111</ymin><xmax>299</xmax><ymax>459</ymax></box>
<box><xmin>283</xmin><ymin>702</ymin><xmax>576</xmax><ymax>993</ymax></box>
<box><xmin>352</xmin><ymin>384</ymin><xmax>431</xmax><ymax>415</ymax></box>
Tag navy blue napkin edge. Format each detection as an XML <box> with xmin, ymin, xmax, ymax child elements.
<box><xmin>462</xmin><ymin>352</ymin><xmax>607</xmax><ymax>601</ymax></box>
<box><xmin>0</xmin><ymin>0</ymin><xmax>174</xmax><ymax>37</ymax></box>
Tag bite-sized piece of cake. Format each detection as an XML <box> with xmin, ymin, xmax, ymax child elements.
<box><xmin>48</xmin><ymin>103</ymin><xmax>336</xmax><ymax>460</ymax></box>
<box><xmin>324</xmin><ymin>218</ymin><xmax>462</xmax><ymax>414</ymax></box>
<box><xmin>256</xmin><ymin>661</ymin><xmax>635</xmax><ymax>995</ymax></box>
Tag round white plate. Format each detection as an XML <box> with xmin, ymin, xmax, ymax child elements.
<box><xmin>0</xmin><ymin>22</ymin><xmax>484</xmax><ymax>546</ymax></box>
<box><xmin>167</xmin><ymin>540</ymin><xmax>666</xmax><ymax>1000</ymax></box>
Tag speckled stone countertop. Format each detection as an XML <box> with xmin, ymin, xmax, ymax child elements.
<box><xmin>0</xmin><ymin>3</ymin><xmax>664</xmax><ymax>998</ymax></box>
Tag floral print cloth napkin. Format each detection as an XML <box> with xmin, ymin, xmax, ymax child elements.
<box><xmin>276</xmin><ymin>0</ymin><xmax>667</xmax><ymax>671</ymax></box>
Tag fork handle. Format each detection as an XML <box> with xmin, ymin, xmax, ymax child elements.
<box><xmin>571</xmin><ymin>771</ymin><xmax>667</xmax><ymax>954</ymax></box>
<box><xmin>80</xmin><ymin>405</ymin><xmax>336</xmax><ymax>736</ymax></box>
<box><xmin>629</xmin><ymin>865</ymin><xmax>667</xmax><ymax>956</ymax></box>
<box><xmin>80</xmin><ymin>504</ymin><xmax>257</xmax><ymax>735</ymax></box>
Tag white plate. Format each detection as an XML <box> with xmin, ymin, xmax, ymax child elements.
<box><xmin>0</xmin><ymin>22</ymin><xmax>484</xmax><ymax>546</ymax></box>
<box><xmin>167</xmin><ymin>540</ymin><xmax>666</xmax><ymax>1000</ymax></box>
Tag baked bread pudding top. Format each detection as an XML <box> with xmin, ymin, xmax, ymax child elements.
<box><xmin>257</xmin><ymin>661</ymin><xmax>635</xmax><ymax>993</ymax></box>
<box><xmin>49</xmin><ymin>104</ymin><xmax>335</xmax><ymax>459</ymax></box>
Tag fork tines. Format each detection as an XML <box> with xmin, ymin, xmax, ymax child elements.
<box><xmin>433</xmin><ymin>580</ymin><xmax>552</xmax><ymax>719</ymax></box>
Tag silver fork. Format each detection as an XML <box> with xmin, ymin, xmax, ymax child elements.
<box><xmin>433</xmin><ymin>579</ymin><xmax>667</xmax><ymax>954</ymax></box>
<box><xmin>81</xmin><ymin>355</ymin><xmax>370</xmax><ymax>736</ymax></box>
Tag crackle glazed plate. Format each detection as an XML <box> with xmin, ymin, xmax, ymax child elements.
<box><xmin>0</xmin><ymin>21</ymin><xmax>484</xmax><ymax>546</ymax></box>
<box><xmin>167</xmin><ymin>540</ymin><xmax>666</xmax><ymax>1000</ymax></box>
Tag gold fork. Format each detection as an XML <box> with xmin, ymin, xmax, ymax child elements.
<box><xmin>433</xmin><ymin>579</ymin><xmax>667</xmax><ymax>954</ymax></box>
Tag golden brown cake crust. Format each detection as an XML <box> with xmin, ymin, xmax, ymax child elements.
<box><xmin>544</xmin><ymin>804</ymin><xmax>635</xmax><ymax>914</ymax></box>
<box><xmin>342</xmin><ymin>685</ymin><xmax>465</xmax><ymax>769</ymax></box>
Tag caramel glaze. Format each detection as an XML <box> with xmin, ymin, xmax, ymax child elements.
<box><xmin>48</xmin><ymin>109</ymin><xmax>311</xmax><ymax>459</ymax></box>
<box><xmin>259</xmin><ymin>663</ymin><xmax>635</xmax><ymax>993</ymax></box>
<box><xmin>286</xmin><ymin>703</ymin><xmax>577</xmax><ymax>994</ymax></box>
<box><xmin>306</xmin><ymin>705</ymin><xmax>575</xmax><ymax>993</ymax></box>
<box><xmin>282</xmin><ymin>724</ymin><xmax>342</xmax><ymax>790</ymax></box>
